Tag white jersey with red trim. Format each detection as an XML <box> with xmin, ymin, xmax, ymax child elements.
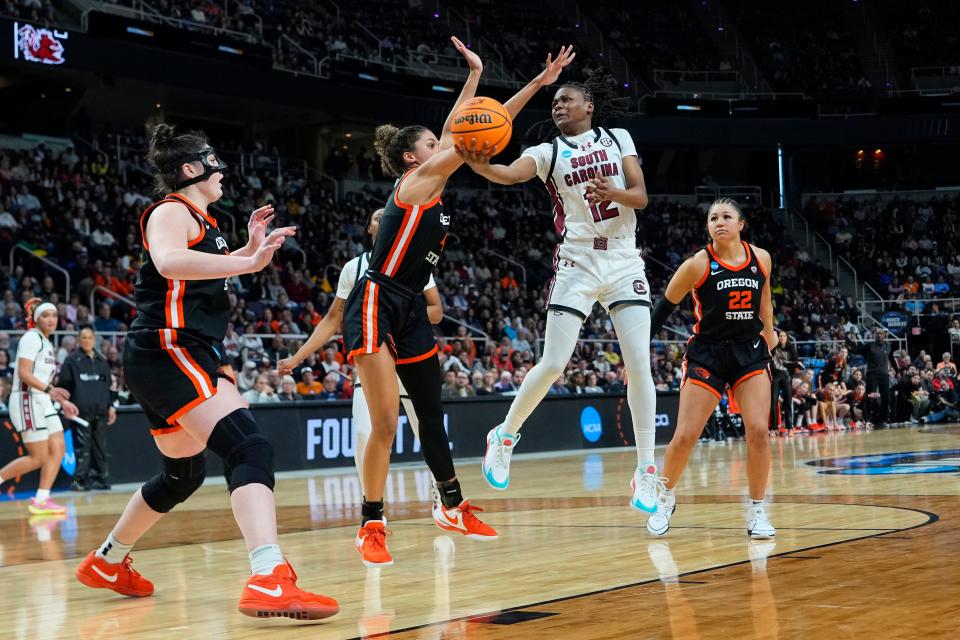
<box><xmin>336</xmin><ymin>252</ymin><xmax>436</xmax><ymax>301</ymax></box>
<box><xmin>11</xmin><ymin>329</ymin><xmax>57</xmax><ymax>397</ymax></box>
<box><xmin>521</xmin><ymin>127</ymin><xmax>639</xmax><ymax>243</ymax></box>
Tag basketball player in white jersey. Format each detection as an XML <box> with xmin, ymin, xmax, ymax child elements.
<box><xmin>277</xmin><ymin>208</ymin><xmax>443</xmax><ymax>493</ymax></box>
<box><xmin>457</xmin><ymin>71</ymin><xmax>661</xmax><ymax>512</ymax></box>
<box><xmin>0</xmin><ymin>298</ymin><xmax>79</xmax><ymax>515</ymax></box>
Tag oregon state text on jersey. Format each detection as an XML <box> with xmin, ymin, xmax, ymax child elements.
<box><xmin>691</xmin><ymin>241</ymin><xmax>767</xmax><ymax>341</ymax></box>
<box><xmin>521</xmin><ymin>127</ymin><xmax>639</xmax><ymax>242</ymax></box>
<box><xmin>132</xmin><ymin>193</ymin><xmax>231</xmax><ymax>341</ymax></box>
<box><xmin>365</xmin><ymin>170</ymin><xmax>449</xmax><ymax>292</ymax></box>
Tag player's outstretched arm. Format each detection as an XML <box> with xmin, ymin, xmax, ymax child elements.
<box><xmin>454</xmin><ymin>45</ymin><xmax>575</xmax><ymax>185</ymax></box>
<box><xmin>650</xmin><ymin>252</ymin><xmax>706</xmax><ymax>336</ymax></box>
<box><xmin>277</xmin><ymin>298</ymin><xmax>345</xmax><ymax>376</ymax></box>
<box><xmin>502</xmin><ymin>45</ymin><xmax>575</xmax><ymax>119</ymax></box>
<box><xmin>147</xmin><ymin>202</ymin><xmax>293</xmax><ymax>280</ymax></box>
<box><xmin>439</xmin><ymin>36</ymin><xmax>483</xmax><ymax>150</ymax></box>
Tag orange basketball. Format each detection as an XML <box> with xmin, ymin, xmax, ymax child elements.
<box><xmin>451</xmin><ymin>96</ymin><xmax>512</xmax><ymax>156</ymax></box>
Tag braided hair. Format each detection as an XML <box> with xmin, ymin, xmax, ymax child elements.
<box><xmin>525</xmin><ymin>68</ymin><xmax>633</xmax><ymax>141</ymax></box>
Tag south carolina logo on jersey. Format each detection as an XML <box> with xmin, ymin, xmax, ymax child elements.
<box><xmin>522</xmin><ymin>127</ymin><xmax>640</xmax><ymax>242</ymax></box>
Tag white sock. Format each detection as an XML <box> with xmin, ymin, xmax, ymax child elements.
<box><xmin>249</xmin><ymin>544</ymin><xmax>284</xmax><ymax>575</ymax></box>
<box><xmin>610</xmin><ymin>305</ymin><xmax>657</xmax><ymax>465</ymax></box>
<box><xmin>97</xmin><ymin>532</ymin><xmax>134</xmax><ymax>564</ymax></box>
<box><xmin>35</xmin><ymin>488</ymin><xmax>50</xmax><ymax>501</ymax></box>
<box><xmin>503</xmin><ymin>311</ymin><xmax>582</xmax><ymax>435</ymax></box>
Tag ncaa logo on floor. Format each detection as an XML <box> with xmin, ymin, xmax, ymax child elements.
<box><xmin>581</xmin><ymin>406</ymin><xmax>602</xmax><ymax>442</ymax></box>
<box><xmin>807</xmin><ymin>449</ymin><xmax>960</xmax><ymax>475</ymax></box>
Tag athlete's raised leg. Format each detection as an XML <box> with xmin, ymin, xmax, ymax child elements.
<box><xmin>482</xmin><ymin>309</ymin><xmax>582</xmax><ymax>490</ymax></box>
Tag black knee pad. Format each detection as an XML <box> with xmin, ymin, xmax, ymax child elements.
<box><xmin>141</xmin><ymin>452</ymin><xmax>206</xmax><ymax>513</ymax></box>
<box><xmin>206</xmin><ymin>408</ymin><xmax>275</xmax><ymax>493</ymax></box>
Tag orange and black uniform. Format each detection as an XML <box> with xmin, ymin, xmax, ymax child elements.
<box><xmin>682</xmin><ymin>241</ymin><xmax>771</xmax><ymax>398</ymax></box>
<box><xmin>343</xmin><ymin>168</ymin><xmax>458</xmax><ymax>486</ymax></box>
<box><xmin>344</xmin><ymin>169</ymin><xmax>447</xmax><ymax>363</ymax></box>
<box><xmin>123</xmin><ymin>193</ymin><xmax>233</xmax><ymax>434</ymax></box>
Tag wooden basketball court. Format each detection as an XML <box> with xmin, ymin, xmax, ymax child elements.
<box><xmin>1</xmin><ymin>426</ymin><xmax>958</xmax><ymax>639</ymax></box>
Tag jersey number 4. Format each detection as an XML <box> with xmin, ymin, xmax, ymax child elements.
<box><xmin>728</xmin><ymin>290</ymin><xmax>752</xmax><ymax>309</ymax></box>
<box><xmin>588</xmin><ymin>200</ymin><xmax>619</xmax><ymax>223</ymax></box>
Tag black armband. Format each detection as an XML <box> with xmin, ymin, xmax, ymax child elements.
<box><xmin>650</xmin><ymin>298</ymin><xmax>679</xmax><ymax>337</ymax></box>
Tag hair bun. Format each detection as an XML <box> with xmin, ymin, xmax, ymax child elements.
<box><xmin>148</xmin><ymin>121</ymin><xmax>177</xmax><ymax>147</ymax></box>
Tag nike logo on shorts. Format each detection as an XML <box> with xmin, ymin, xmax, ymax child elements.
<box><xmin>754</xmin><ymin>340</ymin><xmax>762</xmax><ymax>348</ymax></box>
<box><xmin>247</xmin><ymin>584</ymin><xmax>284</xmax><ymax>597</ymax></box>
<box><xmin>92</xmin><ymin>565</ymin><xmax>118</xmax><ymax>583</ymax></box>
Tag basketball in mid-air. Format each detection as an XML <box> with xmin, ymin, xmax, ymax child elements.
<box><xmin>451</xmin><ymin>97</ymin><xmax>512</xmax><ymax>155</ymax></box>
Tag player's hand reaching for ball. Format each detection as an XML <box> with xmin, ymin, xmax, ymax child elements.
<box><xmin>455</xmin><ymin>138</ymin><xmax>497</xmax><ymax>169</ymax></box>
<box><xmin>451</xmin><ymin>36</ymin><xmax>482</xmax><ymax>74</ymax></box>
<box><xmin>535</xmin><ymin>45</ymin><xmax>576</xmax><ymax>87</ymax></box>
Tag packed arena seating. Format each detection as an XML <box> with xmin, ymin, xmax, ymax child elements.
<box><xmin>804</xmin><ymin>195</ymin><xmax>960</xmax><ymax>308</ymax></box>
<box><xmin>0</xmin><ymin>132</ymin><xmax>870</xmax><ymax>405</ymax></box>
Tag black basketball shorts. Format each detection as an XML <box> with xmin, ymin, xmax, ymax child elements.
<box><xmin>123</xmin><ymin>329</ymin><xmax>233</xmax><ymax>436</ymax></box>
<box><xmin>681</xmin><ymin>335</ymin><xmax>772</xmax><ymax>399</ymax></box>
<box><xmin>344</xmin><ymin>274</ymin><xmax>438</xmax><ymax>365</ymax></box>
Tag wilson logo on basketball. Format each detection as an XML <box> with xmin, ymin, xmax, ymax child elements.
<box><xmin>454</xmin><ymin>113</ymin><xmax>493</xmax><ymax>125</ymax></box>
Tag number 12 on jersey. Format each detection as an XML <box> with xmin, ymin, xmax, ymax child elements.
<box><xmin>588</xmin><ymin>199</ymin><xmax>618</xmax><ymax>223</ymax></box>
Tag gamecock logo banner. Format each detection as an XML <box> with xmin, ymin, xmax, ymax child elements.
<box><xmin>14</xmin><ymin>22</ymin><xmax>68</xmax><ymax>65</ymax></box>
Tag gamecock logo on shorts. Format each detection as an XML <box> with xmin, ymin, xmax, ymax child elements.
<box><xmin>14</xmin><ymin>22</ymin><xmax>68</xmax><ymax>65</ymax></box>
<box><xmin>633</xmin><ymin>280</ymin><xmax>647</xmax><ymax>295</ymax></box>
<box><xmin>694</xmin><ymin>367</ymin><xmax>711</xmax><ymax>379</ymax></box>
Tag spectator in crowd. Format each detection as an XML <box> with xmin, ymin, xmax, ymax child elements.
<box><xmin>925</xmin><ymin>368</ymin><xmax>959</xmax><ymax>423</ymax></box>
<box><xmin>243</xmin><ymin>374</ymin><xmax>280</xmax><ymax>404</ymax></box>
<box><xmin>475</xmin><ymin>371</ymin><xmax>497</xmax><ymax>396</ymax></box>
<box><xmin>321</xmin><ymin>347</ymin><xmax>341</xmax><ymax>375</ymax></box>
<box><xmin>548</xmin><ymin>374</ymin><xmax>571</xmax><ymax>395</ymax></box>
<box><xmin>58</xmin><ymin>327</ymin><xmax>116</xmax><ymax>490</ymax></box>
<box><xmin>0</xmin><ymin>378</ymin><xmax>8</xmax><ymax>412</ymax></box>
<box><xmin>494</xmin><ymin>371</ymin><xmax>516</xmax><ymax>394</ymax></box>
<box><xmin>567</xmin><ymin>371</ymin><xmax>587</xmax><ymax>394</ymax></box>
<box><xmin>93</xmin><ymin>302</ymin><xmax>119</xmax><ymax>333</ymax></box>
<box><xmin>850</xmin><ymin>329</ymin><xmax>896</xmax><ymax>427</ymax></box>
<box><xmin>584</xmin><ymin>372</ymin><xmax>604</xmax><ymax>394</ymax></box>
<box><xmin>237</xmin><ymin>360</ymin><xmax>258</xmax><ymax>392</ymax></box>
<box><xmin>277</xmin><ymin>376</ymin><xmax>302</xmax><ymax>402</ymax></box>
<box><xmin>937</xmin><ymin>352</ymin><xmax>957</xmax><ymax>375</ymax></box>
<box><xmin>296</xmin><ymin>367</ymin><xmax>323</xmax><ymax>397</ymax></box>
<box><xmin>441</xmin><ymin>370</ymin><xmax>459</xmax><ymax>398</ymax></box>
<box><xmin>771</xmin><ymin>330</ymin><xmax>799</xmax><ymax>431</ymax></box>
<box><xmin>318</xmin><ymin>372</ymin><xmax>340</xmax><ymax>401</ymax></box>
<box><xmin>0</xmin><ymin>348</ymin><xmax>13</xmax><ymax>379</ymax></box>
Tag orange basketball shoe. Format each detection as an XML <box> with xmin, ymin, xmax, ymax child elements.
<box><xmin>356</xmin><ymin>521</ymin><xmax>393</xmax><ymax>567</ymax></box>
<box><xmin>76</xmin><ymin>551</ymin><xmax>154</xmax><ymax>597</ymax></box>
<box><xmin>238</xmin><ymin>561</ymin><xmax>339</xmax><ymax>620</ymax></box>
<box><xmin>433</xmin><ymin>500</ymin><xmax>498</xmax><ymax>540</ymax></box>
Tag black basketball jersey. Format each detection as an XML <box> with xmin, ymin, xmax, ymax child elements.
<box><xmin>131</xmin><ymin>193</ymin><xmax>231</xmax><ymax>341</ymax></box>
<box><xmin>367</xmin><ymin>170</ymin><xmax>449</xmax><ymax>291</ymax></box>
<box><xmin>690</xmin><ymin>241</ymin><xmax>766</xmax><ymax>341</ymax></box>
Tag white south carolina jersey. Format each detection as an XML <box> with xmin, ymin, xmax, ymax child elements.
<box><xmin>12</xmin><ymin>329</ymin><xmax>57</xmax><ymax>396</ymax></box>
<box><xmin>521</xmin><ymin>127</ymin><xmax>639</xmax><ymax>242</ymax></box>
<box><xmin>336</xmin><ymin>252</ymin><xmax>436</xmax><ymax>301</ymax></box>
